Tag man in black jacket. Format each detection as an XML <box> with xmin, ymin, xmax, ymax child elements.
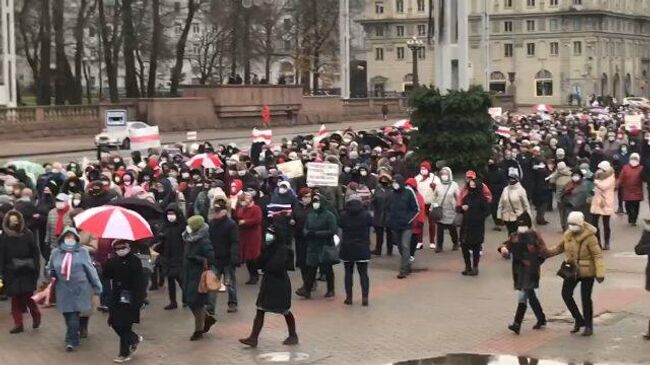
<box><xmin>386</xmin><ymin>175</ymin><xmax>419</xmax><ymax>279</ymax></box>
<box><xmin>207</xmin><ymin>199</ymin><xmax>240</xmax><ymax>315</ymax></box>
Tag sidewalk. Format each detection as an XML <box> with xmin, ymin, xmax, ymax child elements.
<box><xmin>0</xmin><ymin>119</ymin><xmax>392</xmax><ymax>159</ymax></box>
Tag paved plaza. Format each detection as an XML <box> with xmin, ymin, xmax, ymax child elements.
<box><xmin>0</xmin><ymin>205</ymin><xmax>648</xmax><ymax>365</ymax></box>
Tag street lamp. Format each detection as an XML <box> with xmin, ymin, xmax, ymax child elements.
<box><xmin>406</xmin><ymin>36</ymin><xmax>425</xmax><ymax>89</ymax></box>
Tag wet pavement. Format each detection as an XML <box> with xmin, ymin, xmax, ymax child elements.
<box><xmin>392</xmin><ymin>354</ymin><xmax>638</xmax><ymax>365</ymax></box>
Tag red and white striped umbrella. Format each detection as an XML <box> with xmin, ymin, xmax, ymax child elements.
<box><xmin>73</xmin><ymin>206</ymin><xmax>153</xmax><ymax>241</ymax></box>
<box><xmin>532</xmin><ymin>104</ymin><xmax>554</xmax><ymax>113</ymax></box>
<box><xmin>185</xmin><ymin>153</ymin><xmax>223</xmax><ymax>169</ymax></box>
<box><xmin>393</xmin><ymin>119</ymin><xmax>414</xmax><ymax>130</ymax></box>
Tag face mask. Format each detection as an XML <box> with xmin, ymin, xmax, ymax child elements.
<box><xmin>167</xmin><ymin>214</ymin><xmax>177</xmax><ymax>223</ymax></box>
<box><xmin>301</xmin><ymin>198</ymin><xmax>311</xmax><ymax>205</ymax></box>
<box><xmin>517</xmin><ymin>226</ymin><xmax>529</xmax><ymax>234</ymax></box>
<box><xmin>509</xmin><ymin>179</ymin><xmax>517</xmax><ymax>185</ymax></box>
<box><xmin>186</xmin><ymin>226</ymin><xmax>193</xmax><ymax>234</ymax></box>
<box><xmin>630</xmin><ymin>160</ymin><xmax>640</xmax><ymax>167</ymax></box>
<box><xmin>278</xmin><ymin>187</ymin><xmax>288</xmax><ymax>194</ymax></box>
<box><xmin>420</xmin><ymin>169</ymin><xmax>429</xmax><ymax>176</ymax></box>
<box><xmin>72</xmin><ymin>199</ymin><xmax>81</xmax><ymax>207</ymax></box>
<box><xmin>56</xmin><ymin>202</ymin><xmax>66</xmax><ymax>210</ymax></box>
<box><xmin>571</xmin><ymin>176</ymin><xmax>581</xmax><ymax>182</ymax></box>
<box><xmin>312</xmin><ymin>202</ymin><xmax>321</xmax><ymax>210</ymax></box>
<box><xmin>228</xmin><ymin>170</ymin><xmax>237</xmax><ymax>176</ymax></box>
<box><xmin>264</xmin><ymin>233</ymin><xmax>275</xmax><ymax>244</ymax></box>
<box><xmin>343</xmin><ymin>167</ymin><xmax>351</xmax><ymax>173</ymax></box>
<box><xmin>568</xmin><ymin>224</ymin><xmax>581</xmax><ymax>233</ymax></box>
<box><xmin>360</xmin><ymin>170</ymin><xmax>368</xmax><ymax>177</ymax></box>
<box><xmin>63</xmin><ymin>239</ymin><xmax>76</xmax><ymax>247</ymax></box>
<box><xmin>469</xmin><ymin>181</ymin><xmax>477</xmax><ymax>189</ymax></box>
<box><xmin>392</xmin><ymin>183</ymin><xmax>400</xmax><ymax>190</ymax></box>
<box><xmin>238</xmin><ymin>170</ymin><xmax>246</xmax><ymax>176</ymax></box>
<box><xmin>389</xmin><ymin>157</ymin><xmax>397</xmax><ymax>162</ymax></box>
<box><xmin>441</xmin><ymin>175</ymin><xmax>450</xmax><ymax>183</ymax></box>
<box><xmin>115</xmin><ymin>248</ymin><xmax>130</xmax><ymax>257</ymax></box>
<box><xmin>580</xmin><ymin>169</ymin><xmax>587</xmax><ymax>176</ymax></box>
<box><xmin>621</xmin><ymin>148</ymin><xmax>628</xmax><ymax>153</ymax></box>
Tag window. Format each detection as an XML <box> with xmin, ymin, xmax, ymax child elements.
<box><xmin>504</xmin><ymin>0</ymin><xmax>513</xmax><ymax>8</ymax></box>
<box><xmin>550</xmin><ymin>42</ymin><xmax>559</xmax><ymax>55</ymax></box>
<box><xmin>375</xmin><ymin>47</ymin><xmax>384</xmax><ymax>61</ymax></box>
<box><xmin>504</xmin><ymin>21</ymin><xmax>513</xmax><ymax>32</ymax></box>
<box><xmin>527</xmin><ymin>42</ymin><xmax>536</xmax><ymax>56</ymax></box>
<box><xmin>191</xmin><ymin>44</ymin><xmax>199</xmax><ymax>55</ymax></box>
<box><xmin>395</xmin><ymin>0</ymin><xmax>404</xmax><ymax>13</ymax></box>
<box><xmin>550</xmin><ymin>0</ymin><xmax>558</xmax><ymax>6</ymax></box>
<box><xmin>396</xmin><ymin>25</ymin><xmax>405</xmax><ymax>37</ymax></box>
<box><xmin>527</xmin><ymin>0</ymin><xmax>535</xmax><ymax>7</ymax></box>
<box><xmin>417</xmin><ymin>0</ymin><xmax>425</xmax><ymax>12</ymax></box>
<box><xmin>418</xmin><ymin>47</ymin><xmax>426</xmax><ymax>60</ymax></box>
<box><xmin>527</xmin><ymin>20</ymin><xmax>536</xmax><ymax>32</ymax></box>
<box><xmin>192</xmin><ymin>23</ymin><xmax>200</xmax><ymax>34</ymax></box>
<box><xmin>504</xmin><ymin>43</ymin><xmax>513</xmax><ymax>57</ymax></box>
<box><xmin>375</xmin><ymin>1</ymin><xmax>384</xmax><ymax>14</ymax></box>
<box><xmin>376</xmin><ymin>26</ymin><xmax>384</xmax><ymax>37</ymax></box>
<box><xmin>550</xmin><ymin>19</ymin><xmax>559</xmax><ymax>31</ymax></box>
<box><xmin>397</xmin><ymin>47</ymin><xmax>405</xmax><ymax>60</ymax></box>
<box><xmin>535</xmin><ymin>69</ymin><xmax>553</xmax><ymax>96</ymax></box>
<box><xmin>174</xmin><ymin>1</ymin><xmax>181</xmax><ymax>12</ymax></box>
<box><xmin>490</xmin><ymin>71</ymin><xmax>507</xmax><ymax>93</ymax></box>
<box><xmin>574</xmin><ymin>0</ymin><xmax>582</xmax><ymax>4</ymax></box>
<box><xmin>417</xmin><ymin>24</ymin><xmax>427</xmax><ymax>36</ymax></box>
<box><xmin>574</xmin><ymin>41</ymin><xmax>582</xmax><ymax>55</ymax></box>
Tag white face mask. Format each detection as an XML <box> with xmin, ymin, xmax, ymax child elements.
<box><xmin>568</xmin><ymin>224</ymin><xmax>582</xmax><ymax>233</ymax></box>
<box><xmin>420</xmin><ymin>169</ymin><xmax>429</xmax><ymax>176</ymax></box>
<box><xmin>167</xmin><ymin>214</ymin><xmax>177</xmax><ymax>223</ymax></box>
<box><xmin>115</xmin><ymin>248</ymin><xmax>130</xmax><ymax>257</ymax></box>
<box><xmin>517</xmin><ymin>226</ymin><xmax>529</xmax><ymax>234</ymax></box>
<box><xmin>72</xmin><ymin>199</ymin><xmax>81</xmax><ymax>207</ymax></box>
<box><xmin>344</xmin><ymin>167</ymin><xmax>351</xmax><ymax>173</ymax></box>
<box><xmin>580</xmin><ymin>169</ymin><xmax>588</xmax><ymax>176</ymax></box>
<box><xmin>312</xmin><ymin>202</ymin><xmax>321</xmax><ymax>210</ymax></box>
<box><xmin>238</xmin><ymin>170</ymin><xmax>246</xmax><ymax>176</ymax></box>
<box><xmin>441</xmin><ymin>175</ymin><xmax>450</xmax><ymax>183</ymax></box>
<box><xmin>360</xmin><ymin>170</ymin><xmax>368</xmax><ymax>177</ymax></box>
<box><xmin>55</xmin><ymin>202</ymin><xmax>66</xmax><ymax>210</ymax></box>
<box><xmin>571</xmin><ymin>176</ymin><xmax>581</xmax><ymax>182</ymax></box>
<box><xmin>264</xmin><ymin>233</ymin><xmax>275</xmax><ymax>244</ymax></box>
<box><xmin>63</xmin><ymin>239</ymin><xmax>77</xmax><ymax>247</ymax></box>
<box><xmin>630</xmin><ymin>160</ymin><xmax>640</xmax><ymax>167</ymax></box>
<box><xmin>392</xmin><ymin>182</ymin><xmax>400</xmax><ymax>190</ymax></box>
<box><xmin>278</xmin><ymin>187</ymin><xmax>288</xmax><ymax>195</ymax></box>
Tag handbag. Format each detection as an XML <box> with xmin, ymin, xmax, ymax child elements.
<box><xmin>556</xmin><ymin>236</ymin><xmax>585</xmax><ymax>281</ymax></box>
<box><xmin>12</xmin><ymin>258</ymin><xmax>36</xmax><ymax>271</ymax></box>
<box><xmin>320</xmin><ymin>240</ymin><xmax>341</xmax><ymax>266</ymax></box>
<box><xmin>431</xmin><ymin>184</ymin><xmax>451</xmax><ymax>222</ymax></box>
<box><xmin>198</xmin><ymin>260</ymin><xmax>221</xmax><ymax>294</ymax></box>
<box><xmin>452</xmin><ymin>212</ymin><xmax>464</xmax><ymax>227</ymax></box>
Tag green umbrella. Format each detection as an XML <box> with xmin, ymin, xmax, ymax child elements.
<box><xmin>4</xmin><ymin>160</ymin><xmax>45</xmax><ymax>186</ymax></box>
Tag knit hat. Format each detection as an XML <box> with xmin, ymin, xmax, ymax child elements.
<box><xmin>630</xmin><ymin>152</ymin><xmax>640</xmax><ymax>161</ymax></box>
<box><xmin>420</xmin><ymin>161</ymin><xmax>432</xmax><ymax>171</ymax></box>
<box><xmin>597</xmin><ymin>160</ymin><xmax>612</xmax><ymax>171</ymax></box>
<box><xmin>567</xmin><ymin>211</ymin><xmax>585</xmax><ymax>226</ymax></box>
<box><xmin>187</xmin><ymin>215</ymin><xmax>205</xmax><ymax>232</ymax></box>
<box><xmin>465</xmin><ymin>170</ymin><xmax>477</xmax><ymax>180</ymax></box>
<box><xmin>298</xmin><ymin>187</ymin><xmax>312</xmax><ymax>197</ymax></box>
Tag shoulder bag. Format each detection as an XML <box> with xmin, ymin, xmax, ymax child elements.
<box><xmin>198</xmin><ymin>259</ymin><xmax>221</xmax><ymax>294</ymax></box>
<box><xmin>430</xmin><ymin>184</ymin><xmax>451</xmax><ymax>222</ymax></box>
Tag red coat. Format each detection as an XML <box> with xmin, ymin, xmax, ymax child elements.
<box><xmin>411</xmin><ymin>191</ymin><xmax>426</xmax><ymax>235</ymax></box>
<box><xmin>617</xmin><ymin>164</ymin><xmax>644</xmax><ymax>202</ymax></box>
<box><xmin>235</xmin><ymin>204</ymin><xmax>263</xmax><ymax>261</ymax></box>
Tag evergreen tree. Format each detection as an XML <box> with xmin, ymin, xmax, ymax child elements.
<box><xmin>410</xmin><ymin>85</ymin><xmax>495</xmax><ymax>173</ymax></box>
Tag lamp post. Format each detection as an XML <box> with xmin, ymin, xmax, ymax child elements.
<box><xmin>407</xmin><ymin>36</ymin><xmax>425</xmax><ymax>89</ymax></box>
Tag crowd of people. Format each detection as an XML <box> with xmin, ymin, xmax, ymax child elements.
<box><xmin>0</xmin><ymin>104</ymin><xmax>649</xmax><ymax>362</ymax></box>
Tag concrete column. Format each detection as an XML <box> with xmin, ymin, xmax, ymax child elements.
<box><xmin>339</xmin><ymin>0</ymin><xmax>351</xmax><ymax>99</ymax></box>
<box><xmin>1</xmin><ymin>0</ymin><xmax>16</xmax><ymax>107</ymax></box>
<box><xmin>434</xmin><ymin>0</ymin><xmax>469</xmax><ymax>93</ymax></box>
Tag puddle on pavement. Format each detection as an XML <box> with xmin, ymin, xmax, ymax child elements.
<box><xmin>256</xmin><ymin>352</ymin><xmax>310</xmax><ymax>363</ymax></box>
<box><xmin>391</xmin><ymin>353</ymin><xmax>636</xmax><ymax>365</ymax></box>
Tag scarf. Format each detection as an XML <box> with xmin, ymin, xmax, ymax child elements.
<box><xmin>55</xmin><ymin>206</ymin><xmax>69</xmax><ymax>237</ymax></box>
<box><xmin>60</xmin><ymin>252</ymin><xmax>73</xmax><ymax>281</ymax></box>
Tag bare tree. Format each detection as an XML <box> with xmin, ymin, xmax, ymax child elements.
<box><xmin>169</xmin><ymin>0</ymin><xmax>205</xmax><ymax>96</ymax></box>
<box><xmin>37</xmin><ymin>0</ymin><xmax>52</xmax><ymax>105</ymax></box>
<box><xmin>98</xmin><ymin>0</ymin><xmax>122</xmax><ymax>102</ymax></box>
<box><xmin>17</xmin><ymin>0</ymin><xmax>41</xmax><ymax>87</ymax></box>
<box><xmin>188</xmin><ymin>26</ymin><xmax>228</xmax><ymax>85</ymax></box>
<box><xmin>73</xmin><ymin>0</ymin><xmax>97</xmax><ymax>104</ymax></box>
<box><xmin>147</xmin><ymin>0</ymin><xmax>161</xmax><ymax>96</ymax></box>
<box><xmin>122</xmin><ymin>0</ymin><xmax>140</xmax><ymax>97</ymax></box>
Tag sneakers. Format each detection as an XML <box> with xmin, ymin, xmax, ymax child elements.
<box><xmin>65</xmin><ymin>345</ymin><xmax>75</xmax><ymax>352</ymax></box>
<box><xmin>164</xmin><ymin>303</ymin><xmax>178</xmax><ymax>310</ymax></box>
<box><xmin>283</xmin><ymin>335</ymin><xmax>299</xmax><ymax>346</ymax></box>
<box><xmin>429</xmin><ymin>243</ymin><xmax>436</xmax><ymax>249</ymax></box>
<box><xmin>129</xmin><ymin>335</ymin><xmax>143</xmax><ymax>355</ymax></box>
<box><xmin>113</xmin><ymin>356</ymin><xmax>132</xmax><ymax>363</ymax></box>
<box><xmin>416</xmin><ymin>242</ymin><xmax>424</xmax><ymax>250</ymax></box>
<box><xmin>218</xmin><ymin>283</ymin><xmax>227</xmax><ymax>292</ymax></box>
<box><xmin>9</xmin><ymin>326</ymin><xmax>24</xmax><ymax>334</ymax></box>
<box><xmin>409</xmin><ymin>256</ymin><xmax>415</xmax><ymax>263</ymax></box>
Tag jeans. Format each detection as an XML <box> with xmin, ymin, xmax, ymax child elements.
<box><xmin>207</xmin><ymin>265</ymin><xmax>237</xmax><ymax>313</ymax></box>
<box><xmin>591</xmin><ymin>214</ymin><xmax>611</xmax><ymax>246</ymax></box>
<box><xmin>112</xmin><ymin>324</ymin><xmax>139</xmax><ymax>357</ymax></box>
<box><xmin>393</xmin><ymin>229</ymin><xmax>412</xmax><ymax>274</ymax></box>
<box><xmin>343</xmin><ymin>262</ymin><xmax>369</xmax><ymax>301</ymax></box>
<box><xmin>625</xmin><ymin>201</ymin><xmax>641</xmax><ymax>224</ymax></box>
<box><xmin>435</xmin><ymin>224</ymin><xmax>458</xmax><ymax>250</ymax></box>
<box><xmin>63</xmin><ymin>312</ymin><xmax>81</xmax><ymax>347</ymax></box>
<box><xmin>562</xmin><ymin>277</ymin><xmax>595</xmax><ymax>328</ymax></box>
<box><xmin>517</xmin><ymin>289</ymin><xmax>546</xmax><ymax>321</ymax></box>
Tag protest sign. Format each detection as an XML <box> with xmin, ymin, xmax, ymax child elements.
<box><xmin>306</xmin><ymin>162</ymin><xmax>339</xmax><ymax>187</ymax></box>
<box><xmin>277</xmin><ymin>160</ymin><xmax>304</xmax><ymax>179</ymax></box>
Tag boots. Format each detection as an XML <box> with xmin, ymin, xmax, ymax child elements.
<box><xmin>461</xmin><ymin>250</ymin><xmax>472</xmax><ymax>276</ymax></box>
<box><xmin>239</xmin><ymin>311</ymin><xmax>264</xmax><ymax>348</ymax></box>
<box><xmin>508</xmin><ymin>303</ymin><xmax>527</xmax><ymax>335</ymax></box>
<box><xmin>79</xmin><ymin>317</ymin><xmax>89</xmax><ymax>339</ymax></box>
<box><xmin>283</xmin><ymin>312</ymin><xmax>298</xmax><ymax>345</ymax></box>
<box><xmin>644</xmin><ymin>319</ymin><xmax>650</xmax><ymax>340</ymax></box>
<box><xmin>529</xmin><ymin>295</ymin><xmax>547</xmax><ymax>330</ymax></box>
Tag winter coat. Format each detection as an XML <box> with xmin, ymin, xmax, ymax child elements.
<box><xmin>181</xmin><ymin>224</ymin><xmax>216</xmax><ymax>307</ymax></box>
<box><xmin>103</xmin><ymin>253</ymin><xmax>145</xmax><ymax>327</ymax></box>
<box><xmin>531</xmin><ymin>160</ymin><xmax>552</xmax><ymax>207</ymax></box>
<box><xmin>415</xmin><ymin>173</ymin><xmax>439</xmax><ymax>205</ymax></box>
<box><xmin>256</xmin><ymin>240</ymin><xmax>292</xmax><ymax>313</ymax></box>
<box><xmin>634</xmin><ymin>231</ymin><xmax>650</xmax><ymax>291</ymax></box>
<box><xmin>158</xmin><ymin>204</ymin><xmax>187</xmax><ymax>277</ymax></box>
<box><xmin>339</xmin><ymin>200</ymin><xmax>373</xmax><ymax>262</ymax></box>
<box><xmin>459</xmin><ymin>188</ymin><xmax>490</xmax><ymax>247</ymax></box>
<box><xmin>268</xmin><ymin>189</ymin><xmax>297</xmax><ymax>245</ymax></box>
<box><xmin>371</xmin><ymin>184</ymin><xmax>392</xmax><ymax>227</ymax></box>
<box><xmin>45</xmin><ymin>207</ymin><xmax>72</xmax><ymax>250</ymax></box>
<box><xmin>457</xmin><ymin>183</ymin><xmax>493</xmax><ymax>207</ymax></box>
<box><xmin>486</xmin><ymin>165</ymin><xmax>506</xmax><ymax>202</ymax></box>
<box><xmin>304</xmin><ymin>206</ymin><xmax>338</xmax><ymax>267</ymax></box>
<box><xmin>617</xmin><ymin>164</ymin><xmax>644</xmax><ymax>201</ymax></box>
<box><xmin>590</xmin><ymin>172</ymin><xmax>616</xmax><ymax>216</ymax></box>
<box><xmin>547</xmin><ymin>223</ymin><xmax>605</xmax><ymax>279</ymax></box>
<box><xmin>291</xmin><ymin>202</ymin><xmax>310</xmax><ymax>268</ymax></box>
<box><xmin>81</xmin><ymin>188</ymin><xmax>118</xmax><ymax>209</ymax></box>
<box><xmin>549</xmin><ymin>167</ymin><xmax>572</xmax><ymax>195</ymax></box>
<box><xmin>208</xmin><ymin>216</ymin><xmax>240</xmax><ymax>267</ymax></box>
<box><xmin>0</xmin><ymin>212</ymin><xmax>40</xmax><ymax>296</ymax></box>
<box><xmin>499</xmin><ymin>230</ymin><xmax>548</xmax><ymax>290</ymax></box>
<box><xmin>387</xmin><ymin>176</ymin><xmax>420</xmax><ymax>230</ymax></box>
<box><xmin>49</xmin><ymin>229</ymin><xmax>103</xmax><ymax>314</ymax></box>
<box><xmin>432</xmin><ymin>179</ymin><xmax>459</xmax><ymax>225</ymax></box>
<box><xmin>497</xmin><ymin>182</ymin><xmax>531</xmax><ymax>223</ymax></box>
<box><xmin>236</xmin><ymin>204</ymin><xmax>263</xmax><ymax>262</ymax></box>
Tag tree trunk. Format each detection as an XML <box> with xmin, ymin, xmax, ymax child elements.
<box><xmin>53</xmin><ymin>0</ymin><xmax>78</xmax><ymax>104</ymax></box>
<box><xmin>229</xmin><ymin>1</ymin><xmax>240</xmax><ymax>77</ymax></box>
<box><xmin>243</xmin><ymin>9</ymin><xmax>251</xmax><ymax>84</ymax></box>
<box><xmin>98</xmin><ymin>0</ymin><xmax>119</xmax><ymax>102</ymax></box>
<box><xmin>312</xmin><ymin>49</ymin><xmax>320</xmax><ymax>92</ymax></box>
<box><xmin>18</xmin><ymin>0</ymin><xmax>40</xmax><ymax>84</ymax></box>
<box><xmin>169</xmin><ymin>0</ymin><xmax>197</xmax><ymax>96</ymax></box>
<box><xmin>122</xmin><ymin>0</ymin><xmax>140</xmax><ymax>97</ymax></box>
<box><xmin>147</xmin><ymin>0</ymin><xmax>161</xmax><ymax>96</ymax></box>
<box><xmin>37</xmin><ymin>0</ymin><xmax>52</xmax><ymax>105</ymax></box>
<box><xmin>264</xmin><ymin>20</ymin><xmax>272</xmax><ymax>82</ymax></box>
<box><xmin>73</xmin><ymin>0</ymin><xmax>90</xmax><ymax>105</ymax></box>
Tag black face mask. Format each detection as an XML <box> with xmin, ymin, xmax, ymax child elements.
<box><xmin>509</xmin><ymin>179</ymin><xmax>518</xmax><ymax>185</ymax></box>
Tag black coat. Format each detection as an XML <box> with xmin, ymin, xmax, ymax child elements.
<box><xmin>256</xmin><ymin>241</ymin><xmax>292</xmax><ymax>313</ymax></box>
<box><xmin>208</xmin><ymin>216</ymin><xmax>240</xmax><ymax>267</ymax></box>
<box><xmin>182</xmin><ymin>225</ymin><xmax>216</xmax><ymax>307</ymax></box>
<box><xmin>291</xmin><ymin>202</ymin><xmax>310</xmax><ymax>268</ymax></box>
<box><xmin>103</xmin><ymin>253</ymin><xmax>145</xmax><ymax>327</ymax></box>
<box><xmin>501</xmin><ymin>231</ymin><xmax>547</xmax><ymax>291</ymax></box>
<box><xmin>339</xmin><ymin>200</ymin><xmax>372</xmax><ymax>262</ymax></box>
<box><xmin>459</xmin><ymin>189</ymin><xmax>490</xmax><ymax>247</ymax></box>
<box><xmin>158</xmin><ymin>204</ymin><xmax>186</xmax><ymax>277</ymax></box>
<box><xmin>634</xmin><ymin>231</ymin><xmax>650</xmax><ymax>292</ymax></box>
<box><xmin>0</xmin><ymin>225</ymin><xmax>40</xmax><ymax>296</ymax></box>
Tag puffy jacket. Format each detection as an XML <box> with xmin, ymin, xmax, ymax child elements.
<box><xmin>497</xmin><ymin>182</ymin><xmax>531</xmax><ymax>223</ymax></box>
<box><xmin>432</xmin><ymin>168</ymin><xmax>459</xmax><ymax>225</ymax></box>
<box><xmin>590</xmin><ymin>171</ymin><xmax>616</xmax><ymax>216</ymax></box>
<box><xmin>547</xmin><ymin>223</ymin><xmax>605</xmax><ymax>279</ymax></box>
<box><xmin>617</xmin><ymin>164</ymin><xmax>644</xmax><ymax>201</ymax></box>
<box><xmin>386</xmin><ymin>175</ymin><xmax>419</xmax><ymax>231</ymax></box>
<box><xmin>415</xmin><ymin>173</ymin><xmax>439</xmax><ymax>205</ymax></box>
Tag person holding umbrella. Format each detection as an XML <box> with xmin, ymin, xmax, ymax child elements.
<box><xmin>49</xmin><ymin>227</ymin><xmax>103</xmax><ymax>352</ymax></box>
<box><xmin>103</xmin><ymin>240</ymin><xmax>145</xmax><ymax>363</ymax></box>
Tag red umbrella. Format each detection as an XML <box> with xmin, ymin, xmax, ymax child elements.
<box><xmin>73</xmin><ymin>206</ymin><xmax>153</xmax><ymax>241</ymax></box>
<box><xmin>186</xmin><ymin>153</ymin><xmax>223</xmax><ymax>169</ymax></box>
<box><xmin>532</xmin><ymin>104</ymin><xmax>554</xmax><ymax>113</ymax></box>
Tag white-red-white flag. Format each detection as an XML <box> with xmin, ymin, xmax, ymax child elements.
<box><xmin>252</xmin><ymin>128</ymin><xmax>272</xmax><ymax>145</ymax></box>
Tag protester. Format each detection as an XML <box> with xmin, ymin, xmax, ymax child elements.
<box><xmin>549</xmin><ymin>161</ymin><xmax>573</xmax><ymax>230</ymax></box>
<box><xmin>339</xmin><ymin>194</ymin><xmax>372</xmax><ymax>306</ymax></box>
<box><xmin>208</xmin><ymin>198</ymin><xmax>240</xmax><ymax>315</ymax></box>
<box><xmin>590</xmin><ymin>161</ymin><xmax>616</xmax><ymax>249</ymax></box>
<box><xmin>498</xmin><ymin>213</ymin><xmax>548</xmax><ymax>335</ymax></box>
<box><xmin>370</xmin><ymin>171</ymin><xmax>393</xmax><ymax>256</ymax></box>
<box><xmin>497</xmin><ymin>171</ymin><xmax>531</xmax><ymax>236</ymax></box>
<box><xmin>0</xmin><ymin>210</ymin><xmax>41</xmax><ymax>334</ymax></box>
<box><xmin>405</xmin><ymin>178</ymin><xmax>426</xmax><ymax>261</ymax></box>
<box><xmin>158</xmin><ymin>204</ymin><xmax>186</xmax><ymax>310</ymax></box>
<box><xmin>235</xmin><ymin>192</ymin><xmax>263</xmax><ymax>285</ymax></box>
<box><xmin>49</xmin><ymin>227</ymin><xmax>103</xmax><ymax>351</ymax></box>
<box><xmin>617</xmin><ymin>152</ymin><xmax>644</xmax><ymax>226</ymax></box>
<box><xmin>291</xmin><ymin>188</ymin><xmax>311</xmax><ymax>291</ymax></box>
<box><xmin>547</xmin><ymin>211</ymin><xmax>605</xmax><ymax>337</ymax></box>
<box><xmin>459</xmin><ymin>177</ymin><xmax>490</xmax><ymax>276</ymax></box>
<box><xmin>432</xmin><ymin>168</ymin><xmax>459</xmax><ymax>253</ymax></box>
<box><xmin>45</xmin><ymin>193</ymin><xmax>72</xmax><ymax>255</ymax></box>
<box><xmin>387</xmin><ymin>175</ymin><xmax>419</xmax><ymax>278</ymax></box>
<box><xmin>560</xmin><ymin>169</ymin><xmax>592</xmax><ymax>231</ymax></box>
<box><xmin>415</xmin><ymin>161</ymin><xmax>439</xmax><ymax>248</ymax></box>
<box><xmin>635</xmin><ymin>213</ymin><xmax>650</xmax><ymax>340</ymax></box>
<box><xmin>103</xmin><ymin>240</ymin><xmax>145</xmax><ymax>363</ymax></box>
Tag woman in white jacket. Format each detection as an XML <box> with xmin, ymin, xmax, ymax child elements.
<box><xmin>431</xmin><ymin>167</ymin><xmax>459</xmax><ymax>252</ymax></box>
<box><xmin>415</xmin><ymin>161</ymin><xmax>440</xmax><ymax>249</ymax></box>
<box><xmin>498</xmin><ymin>170</ymin><xmax>531</xmax><ymax>236</ymax></box>
<box><xmin>590</xmin><ymin>161</ymin><xmax>616</xmax><ymax>250</ymax></box>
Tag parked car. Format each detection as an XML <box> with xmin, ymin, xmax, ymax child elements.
<box><xmin>94</xmin><ymin>121</ymin><xmax>151</xmax><ymax>149</ymax></box>
<box><xmin>623</xmin><ymin>97</ymin><xmax>650</xmax><ymax>109</ymax></box>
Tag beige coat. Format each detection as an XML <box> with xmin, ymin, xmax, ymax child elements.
<box><xmin>497</xmin><ymin>182</ymin><xmax>531</xmax><ymax>223</ymax></box>
<box><xmin>547</xmin><ymin>223</ymin><xmax>605</xmax><ymax>279</ymax></box>
<box><xmin>590</xmin><ymin>172</ymin><xmax>616</xmax><ymax>216</ymax></box>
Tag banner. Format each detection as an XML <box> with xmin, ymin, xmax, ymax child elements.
<box><xmin>252</xmin><ymin>128</ymin><xmax>272</xmax><ymax>145</ymax></box>
<box><xmin>129</xmin><ymin>126</ymin><xmax>161</xmax><ymax>151</ymax></box>
<box><xmin>488</xmin><ymin>107</ymin><xmax>502</xmax><ymax>120</ymax></box>
<box><xmin>496</xmin><ymin>126</ymin><xmax>511</xmax><ymax>138</ymax></box>
<box><xmin>306</xmin><ymin>162</ymin><xmax>340</xmax><ymax>187</ymax></box>
<box><xmin>277</xmin><ymin>160</ymin><xmax>304</xmax><ymax>179</ymax></box>
<box><xmin>625</xmin><ymin>114</ymin><xmax>643</xmax><ymax>131</ymax></box>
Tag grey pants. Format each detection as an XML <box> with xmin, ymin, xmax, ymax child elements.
<box><xmin>393</xmin><ymin>229</ymin><xmax>412</xmax><ymax>274</ymax></box>
<box><xmin>207</xmin><ymin>265</ymin><xmax>237</xmax><ymax>314</ymax></box>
